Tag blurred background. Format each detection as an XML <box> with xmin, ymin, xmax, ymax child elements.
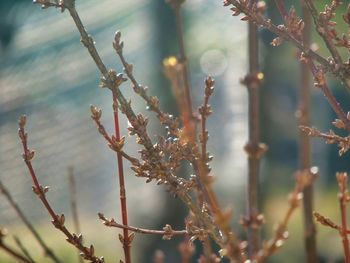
<box><xmin>0</xmin><ymin>0</ymin><xmax>349</xmax><ymax>262</ymax></box>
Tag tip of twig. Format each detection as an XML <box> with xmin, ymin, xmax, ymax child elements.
<box><xmin>97</xmin><ymin>213</ymin><xmax>105</xmax><ymax>220</ymax></box>
<box><xmin>18</xmin><ymin>115</ymin><xmax>27</xmax><ymax>128</ymax></box>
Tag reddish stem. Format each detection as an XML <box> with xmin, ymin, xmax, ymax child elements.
<box><xmin>340</xmin><ymin>194</ymin><xmax>350</xmax><ymax>262</ymax></box>
<box><xmin>24</xmin><ymin>161</ymin><xmax>57</xmax><ymax>220</ymax></box>
<box><xmin>112</xmin><ymin>91</ymin><xmax>131</xmax><ymax>263</ymax></box>
<box><xmin>19</xmin><ymin>118</ymin><xmax>104</xmax><ymax>263</ymax></box>
<box><xmin>306</xmin><ymin>60</ymin><xmax>350</xmax><ymax>132</ymax></box>
<box><xmin>340</xmin><ymin>200</ymin><xmax>350</xmax><ymax>262</ymax></box>
<box><xmin>336</xmin><ymin>173</ymin><xmax>350</xmax><ymax>263</ymax></box>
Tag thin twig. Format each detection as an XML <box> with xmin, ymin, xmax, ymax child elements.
<box><xmin>300</xmin><ymin>125</ymin><xmax>350</xmax><ymax>156</ymax></box>
<box><xmin>199</xmin><ymin>77</ymin><xmax>214</xmax><ymax>165</ymax></box>
<box><xmin>0</xmin><ymin>242</ymin><xmax>32</xmax><ymax>263</ymax></box>
<box><xmin>314</xmin><ymin>211</ymin><xmax>350</xmax><ymax>234</ymax></box>
<box><xmin>173</xmin><ymin>3</ymin><xmax>194</xmax><ymax>138</ymax></box>
<box><xmin>167</xmin><ymin>0</ymin><xmax>194</xmax><ymax>142</ymax></box>
<box><xmin>304</xmin><ymin>58</ymin><xmax>350</xmax><ymax>132</ymax></box>
<box><xmin>314</xmin><ymin>212</ymin><xmax>341</xmax><ymax>232</ymax></box>
<box><xmin>18</xmin><ymin>116</ymin><xmax>104</xmax><ymax>263</ymax></box>
<box><xmin>90</xmin><ymin>106</ymin><xmax>139</xmax><ymax>165</ymax></box>
<box><xmin>192</xmin><ymin>142</ymin><xmax>243</xmax><ymax>259</ymax></box>
<box><xmin>68</xmin><ymin>168</ymin><xmax>83</xmax><ymax>263</ymax></box>
<box><xmin>13</xmin><ymin>236</ymin><xmax>36</xmax><ymax>263</ymax></box>
<box><xmin>256</xmin><ymin>169</ymin><xmax>317</xmax><ymax>262</ymax></box>
<box><xmin>68</xmin><ymin>168</ymin><xmax>81</xmax><ymax>234</ymax></box>
<box><xmin>0</xmin><ymin>180</ymin><xmax>61</xmax><ymax>263</ymax></box>
<box><xmin>304</xmin><ymin>0</ymin><xmax>350</xmax><ymax>92</ymax></box>
<box><xmin>195</xmin><ymin>77</ymin><xmax>222</xmax><ymax>216</ymax></box>
<box><xmin>113</xmin><ymin>32</ymin><xmax>179</xmax><ymax>137</ymax></box>
<box><xmin>197</xmin><ymin>85</ymin><xmax>225</xmax><ymax>262</ymax></box>
<box><xmin>98</xmin><ymin>213</ymin><xmax>186</xmax><ymax>237</ymax></box>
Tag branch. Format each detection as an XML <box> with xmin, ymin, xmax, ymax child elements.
<box><xmin>314</xmin><ymin>212</ymin><xmax>341</xmax><ymax>231</ymax></box>
<box><xmin>33</xmin><ymin>2</ymin><xmax>243</xmax><ymax>261</ymax></box>
<box><xmin>98</xmin><ymin>213</ymin><xmax>186</xmax><ymax>239</ymax></box>
<box><xmin>303</xmin><ymin>58</ymin><xmax>350</xmax><ymax>132</ymax></box>
<box><xmin>90</xmin><ymin>105</ymin><xmax>140</xmax><ymax>165</ymax></box>
<box><xmin>111</xmin><ymin>91</ymin><xmax>132</xmax><ymax>263</ymax></box>
<box><xmin>224</xmin><ymin>0</ymin><xmax>350</xmax><ymax>92</ymax></box>
<box><xmin>170</xmin><ymin>1</ymin><xmax>194</xmax><ymax>142</ymax></box>
<box><xmin>303</xmin><ymin>0</ymin><xmax>343</xmax><ymax>66</ymax></box>
<box><xmin>314</xmin><ymin>211</ymin><xmax>350</xmax><ymax>235</ymax></box>
<box><xmin>60</xmin><ymin>5</ymin><xmax>230</xmax><ymax>258</ymax></box>
<box><xmin>18</xmin><ymin>116</ymin><xmax>105</xmax><ymax>263</ymax></box>
<box><xmin>300</xmin><ymin>125</ymin><xmax>350</xmax><ymax>156</ymax></box>
<box><xmin>112</xmin><ymin>31</ymin><xmax>180</xmax><ymax>137</ymax></box>
<box><xmin>199</xmin><ymin>77</ymin><xmax>214</xmax><ymax>168</ymax></box>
